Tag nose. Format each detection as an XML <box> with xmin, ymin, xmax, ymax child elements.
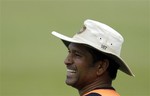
<box><xmin>64</xmin><ymin>54</ymin><xmax>73</xmax><ymax>65</ymax></box>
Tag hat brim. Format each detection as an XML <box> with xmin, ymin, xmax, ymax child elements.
<box><xmin>52</xmin><ymin>31</ymin><xmax>135</xmax><ymax>76</ymax></box>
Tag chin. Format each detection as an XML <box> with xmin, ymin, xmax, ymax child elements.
<box><xmin>65</xmin><ymin>79</ymin><xmax>76</xmax><ymax>87</ymax></box>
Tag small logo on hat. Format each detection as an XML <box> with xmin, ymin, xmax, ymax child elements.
<box><xmin>77</xmin><ymin>26</ymin><xmax>86</xmax><ymax>34</ymax></box>
<box><xmin>101</xmin><ymin>44</ymin><xmax>107</xmax><ymax>50</ymax></box>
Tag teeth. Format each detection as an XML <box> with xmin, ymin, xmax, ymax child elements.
<box><xmin>67</xmin><ymin>69</ymin><xmax>76</xmax><ymax>73</ymax></box>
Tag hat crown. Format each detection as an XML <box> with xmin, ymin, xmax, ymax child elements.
<box><xmin>73</xmin><ymin>19</ymin><xmax>124</xmax><ymax>56</ymax></box>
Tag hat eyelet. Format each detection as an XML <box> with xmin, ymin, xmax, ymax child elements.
<box><xmin>111</xmin><ymin>43</ymin><xmax>113</xmax><ymax>45</ymax></box>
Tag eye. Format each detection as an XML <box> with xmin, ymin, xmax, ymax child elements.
<box><xmin>75</xmin><ymin>53</ymin><xmax>81</xmax><ymax>57</ymax></box>
<box><xmin>74</xmin><ymin>51</ymin><xmax>82</xmax><ymax>57</ymax></box>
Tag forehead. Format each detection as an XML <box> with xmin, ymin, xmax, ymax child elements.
<box><xmin>68</xmin><ymin>43</ymin><xmax>89</xmax><ymax>52</ymax></box>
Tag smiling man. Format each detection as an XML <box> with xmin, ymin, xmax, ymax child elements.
<box><xmin>51</xmin><ymin>19</ymin><xmax>134</xmax><ymax>96</ymax></box>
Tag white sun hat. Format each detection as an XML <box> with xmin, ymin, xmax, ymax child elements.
<box><xmin>51</xmin><ymin>19</ymin><xmax>134</xmax><ymax>76</ymax></box>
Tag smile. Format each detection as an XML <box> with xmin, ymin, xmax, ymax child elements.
<box><xmin>67</xmin><ymin>69</ymin><xmax>76</xmax><ymax>73</ymax></box>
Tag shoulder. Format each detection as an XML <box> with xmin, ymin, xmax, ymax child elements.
<box><xmin>83</xmin><ymin>88</ymin><xmax>120</xmax><ymax>96</ymax></box>
<box><xmin>85</xmin><ymin>93</ymin><xmax>101</xmax><ymax>96</ymax></box>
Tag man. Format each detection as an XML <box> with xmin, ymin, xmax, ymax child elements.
<box><xmin>51</xmin><ymin>19</ymin><xmax>134</xmax><ymax>96</ymax></box>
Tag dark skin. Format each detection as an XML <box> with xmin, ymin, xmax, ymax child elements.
<box><xmin>64</xmin><ymin>43</ymin><xmax>112</xmax><ymax>96</ymax></box>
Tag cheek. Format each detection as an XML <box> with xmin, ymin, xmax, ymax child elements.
<box><xmin>75</xmin><ymin>58</ymin><xmax>93</xmax><ymax>72</ymax></box>
<box><xmin>76</xmin><ymin>60</ymin><xmax>96</xmax><ymax>80</ymax></box>
<box><xmin>74</xmin><ymin>65</ymin><xmax>97</xmax><ymax>88</ymax></box>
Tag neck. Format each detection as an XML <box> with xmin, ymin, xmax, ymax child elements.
<box><xmin>78</xmin><ymin>77</ymin><xmax>112</xmax><ymax>96</ymax></box>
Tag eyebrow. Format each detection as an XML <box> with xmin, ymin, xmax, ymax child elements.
<box><xmin>68</xmin><ymin>48</ymin><xmax>82</xmax><ymax>53</ymax></box>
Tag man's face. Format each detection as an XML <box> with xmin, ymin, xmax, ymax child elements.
<box><xmin>64</xmin><ymin>43</ymin><xmax>97</xmax><ymax>89</ymax></box>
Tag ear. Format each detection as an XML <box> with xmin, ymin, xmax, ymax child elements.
<box><xmin>96</xmin><ymin>59</ymin><xmax>109</xmax><ymax>76</ymax></box>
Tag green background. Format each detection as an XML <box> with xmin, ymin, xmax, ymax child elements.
<box><xmin>1</xmin><ymin>0</ymin><xmax>149</xmax><ymax>96</ymax></box>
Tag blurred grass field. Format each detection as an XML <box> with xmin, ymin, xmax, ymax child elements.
<box><xmin>1</xmin><ymin>0</ymin><xmax>149</xmax><ymax>96</ymax></box>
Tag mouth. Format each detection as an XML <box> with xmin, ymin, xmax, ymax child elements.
<box><xmin>67</xmin><ymin>69</ymin><xmax>76</xmax><ymax>73</ymax></box>
<box><xmin>65</xmin><ymin>68</ymin><xmax>78</xmax><ymax>86</ymax></box>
